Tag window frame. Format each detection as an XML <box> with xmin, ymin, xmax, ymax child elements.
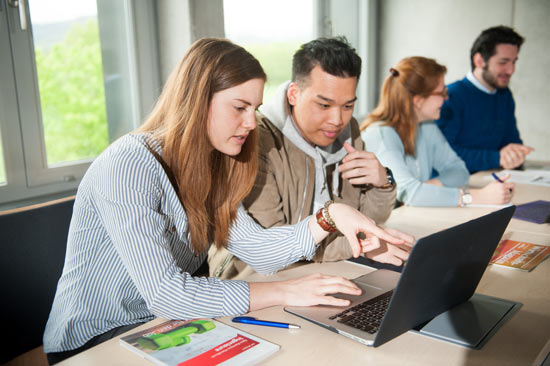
<box><xmin>0</xmin><ymin>0</ymin><xmax>160</xmax><ymax>207</ymax></box>
<box><xmin>316</xmin><ymin>0</ymin><xmax>379</xmax><ymax>120</ymax></box>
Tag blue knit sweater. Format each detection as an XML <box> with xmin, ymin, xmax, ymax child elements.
<box><xmin>436</xmin><ymin>77</ymin><xmax>522</xmax><ymax>173</ymax></box>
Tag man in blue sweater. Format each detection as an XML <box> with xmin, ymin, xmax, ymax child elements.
<box><xmin>436</xmin><ymin>26</ymin><xmax>533</xmax><ymax>173</ymax></box>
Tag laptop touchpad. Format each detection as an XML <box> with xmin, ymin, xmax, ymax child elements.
<box><xmin>353</xmin><ymin>269</ymin><xmax>401</xmax><ymax>290</ymax></box>
<box><xmin>334</xmin><ymin>283</ymin><xmax>383</xmax><ymax>303</ymax></box>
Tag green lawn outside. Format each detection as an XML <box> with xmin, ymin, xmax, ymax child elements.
<box><xmin>36</xmin><ymin>20</ymin><xmax>109</xmax><ymax>166</ymax></box>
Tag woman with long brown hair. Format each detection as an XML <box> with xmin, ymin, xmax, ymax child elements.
<box><xmin>44</xmin><ymin>38</ymin><xmax>411</xmax><ymax>364</ymax></box>
<box><xmin>361</xmin><ymin>56</ymin><xmax>514</xmax><ymax>207</ymax></box>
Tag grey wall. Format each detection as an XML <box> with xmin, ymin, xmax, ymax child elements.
<box><xmin>378</xmin><ymin>0</ymin><xmax>550</xmax><ymax>161</ymax></box>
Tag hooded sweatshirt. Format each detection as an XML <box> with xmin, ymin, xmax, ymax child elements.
<box><xmin>261</xmin><ymin>81</ymin><xmax>352</xmax><ymax>213</ymax></box>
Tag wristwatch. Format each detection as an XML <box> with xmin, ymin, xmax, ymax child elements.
<box><xmin>380</xmin><ymin>167</ymin><xmax>395</xmax><ymax>188</ymax></box>
<box><xmin>460</xmin><ymin>188</ymin><xmax>472</xmax><ymax>206</ymax></box>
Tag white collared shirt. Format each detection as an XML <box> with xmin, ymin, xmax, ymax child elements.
<box><xmin>466</xmin><ymin>70</ymin><xmax>497</xmax><ymax>95</ymax></box>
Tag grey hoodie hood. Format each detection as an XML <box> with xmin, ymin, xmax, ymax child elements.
<box><xmin>260</xmin><ymin>81</ymin><xmax>352</xmax><ymax>211</ymax></box>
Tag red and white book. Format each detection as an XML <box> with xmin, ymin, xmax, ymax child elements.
<box><xmin>119</xmin><ymin>318</ymin><xmax>280</xmax><ymax>366</ymax></box>
<box><xmin>490</xmin><ymin>240</ymin><xmax>550</xmax><ymax>272</ymax></box>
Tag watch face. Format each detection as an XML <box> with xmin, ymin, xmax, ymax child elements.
<box><xmin>385</xmin><ymin>167</ymin><xmax>395</xmax><ymax>185</ymax></box>
<box><xmin>463</xmin><ymin>194</ymin><xmax>473</xmax><ymax>205</ymax></box>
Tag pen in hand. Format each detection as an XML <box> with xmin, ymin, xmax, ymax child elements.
<box><xmin>492</xmin><ymin>172</ymin><xmax>514</xmax><ymax>194</ymax></box>
<box><xmin>491</xmin><ymin>172</ymin><xmax>504</xmax><ymax>183</ymax></box>
<box><xmin>232</xmin><ymin>316</ymin><xmax>300</xmax><ymax>329</ymax></box>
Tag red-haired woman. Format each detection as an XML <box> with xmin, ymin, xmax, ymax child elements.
<box><xmin>361</xmin><ymin>56</ymin><xmax>514</xmax><ymax>207</ymax></box>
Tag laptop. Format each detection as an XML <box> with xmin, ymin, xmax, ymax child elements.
<box><xmin>285</xmin><ymin>206</ymin><xmax>515</xmax><ymax>347</ymax></box>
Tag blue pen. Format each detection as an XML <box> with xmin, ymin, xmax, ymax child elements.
<box><xmin>492</xmin><ymin>172</ymin><xmax>504</xmax><ymax>183</ymax></box>
<box><xmin>232</xmin><ymin>316</ymin><xmax>300</xmax><ymax>329</ymax></box>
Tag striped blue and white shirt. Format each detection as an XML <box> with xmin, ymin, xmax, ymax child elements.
<box><xmin>43</xmin><ymin>133</ymin><xmax>316</xmax><ymax>353</ymax></box>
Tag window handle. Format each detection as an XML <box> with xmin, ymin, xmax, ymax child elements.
<box><xmin>8</xmin><ymin>0</ymin><xmax>27</xmax><ymax>30</ymax></box>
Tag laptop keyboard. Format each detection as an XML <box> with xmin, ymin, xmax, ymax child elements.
<box><xmin>329</xmin><ymin>290</ymin><xmax>394</xmax><ymax>334</ymax></box>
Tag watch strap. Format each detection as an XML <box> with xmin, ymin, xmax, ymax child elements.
<box><xmin>380</xmin><ymin>167</ymin><xmax>395</xmax><ymax>188</ymax></box>
<box><xmin>316</xmin><ymin>200</ymin><xmax>338</xmax><ymax>233</ymax></box>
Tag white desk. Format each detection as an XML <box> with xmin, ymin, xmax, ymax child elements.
<box><xmin>58</xmin><ymin>173</ymin><xmax>550</xmax><ymax>366</ymax></box>
<box><xmin>383</xmin><ymin>170</ymin><xmax>549</xmax><ymax>242</ymax></box>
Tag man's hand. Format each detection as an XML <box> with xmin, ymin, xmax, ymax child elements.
<box><xmin>338</xmin><ymin>142</ymin><xmax>388</xmax><ymax>187</ymax></box>
<box><xmin>499</xmin><ymin>143</ymin><xmax>534</xmax><ymax>169</ymax></box>
<box><xmin>365</xmin><ymin>227</ymin><xmax>415</xmax><ymax>264</ymax></box>
<box><xmin>324</xmin><ymin>203</ymin><xmax>411</xmax><ymax>265</ymax></box>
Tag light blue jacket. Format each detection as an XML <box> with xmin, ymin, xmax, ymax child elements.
<box><xmin>361</xmin><ymin>122</ymin><xmax>469</xmax><ymax>206</ymax></box>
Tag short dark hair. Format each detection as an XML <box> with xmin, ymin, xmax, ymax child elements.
<box><xmin>470</xmin><ymin>25</ymin><xmax>525</xmax><ymax>70</ymax></box>
<box><xmin>291</xmin><ymin>36</ymin><xmax>362</xmax><ymax>85</ymax></box>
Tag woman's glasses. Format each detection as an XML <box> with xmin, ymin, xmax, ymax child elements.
<box><xmin>430</xmin><ymin>87</ymin><xmax>448</xmax><ymax>99</ymax></box>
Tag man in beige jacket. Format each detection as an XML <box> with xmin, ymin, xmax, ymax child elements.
<box><xmin>209</xmin><ymin>37</ymin><xmax>401</xmax><ymax>279</ymax></box>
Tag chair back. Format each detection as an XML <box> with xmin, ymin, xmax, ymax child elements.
<box><xmin>0</xmin><ymin>197</ymin><xmax>75</xmax><ymax>363</ymax></box>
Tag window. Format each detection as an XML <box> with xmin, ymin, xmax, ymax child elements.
<box><xmin>223</xmin><ymin>0</ymin><xmax>315</xmax><ymax>102</ymax></box>
<box><xmin>0</xmin><ymin>0</ymin><xmax>159</xmax><ymax>207</ymax></box>
<box><xmin>29</xmin><ymin>0</ymin><xmax>109</xmax><ymax>167</ymax></box>
<box><xmin>223</xmin><ymin>0</ymin><xmax>376</xmax><ymax>121</ymax></box>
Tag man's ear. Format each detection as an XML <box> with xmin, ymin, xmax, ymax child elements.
<box><xmin>473</xmin><ymin>52</ymin><xmax>486</xmax><ymax>70</ymax></box>
<box><xmin>287</xmin><ymin>82</ymin><xmax>300</xmax><ymax>106</ymax></box>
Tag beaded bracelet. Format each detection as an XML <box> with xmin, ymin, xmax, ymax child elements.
<box><xmin>315</xmin><ymin>200</ymin><xmax>337</xmax><ymax>233</ymax></box>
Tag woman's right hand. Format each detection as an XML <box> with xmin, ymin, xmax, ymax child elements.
<box><xmin>471</xmin><ymin>174</ymin><xmax>514</xmax><ymax>205</ymax></box>
<box><xmin>249</xmin><ymin>273</ymin><xmax>362</xmax><ymax>311</ymax></box>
